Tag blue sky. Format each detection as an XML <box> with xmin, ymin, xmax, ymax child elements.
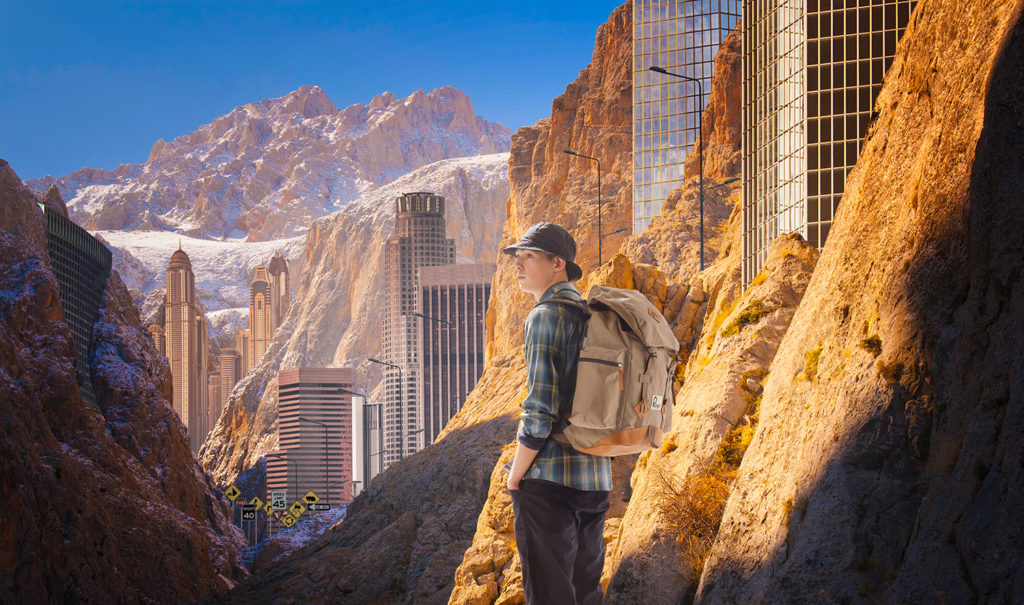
<box><xmin>1</xmin><ymin>0</ymin><xmax>624</xmax><ymax>180</ymax></box>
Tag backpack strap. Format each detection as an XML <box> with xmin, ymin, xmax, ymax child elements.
<box><xmin>531</xmin><ymin>291</ymin><xmax>591</xmax><ymax>438</ymax></box>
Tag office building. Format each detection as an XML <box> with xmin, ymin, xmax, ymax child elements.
<box><xmin>164</xmin><ymin>246</ymin><xmax>210</xmax><ymax>454</ymax></box>
<box><xmin>381</xmin><ymin>192</ymin><xmax>455</xmax><ymax>467</ymax></box>
<box><xmin>416</xmin><ymin>263</ymin><xmax>494</xmax><ymax>444</ymax></box>
<box><xmin>235</xmin><ymin>329</ymin><xmax>251</xmax><ymax>373</ymax></box>
<box><xmin>633</xmin><ymin>0</ymin><xmax>741</xmax><ymax>232</ymax></box>
<box><xmin>148</xmin><ymin>324</ymin><xmax>166</xmax><ymax>357</ymax></box>
<box><xmin>268</xmin><ymin>251</ymin><xmax>290</xmax><ymax>328</ymax></box>
<box><xmin>39</xmin><ymin>204</ymin><xmax>112</xmax><ymax>410</ymax></box>
<box><xmin>208</xmin><ymin>371</ymin><xmax>221</xmax><ymax>431</ymax></box>
<box><xmin>269</xmin><ymin>367</ymin><xmax>355</xmax><ymax>509</ymax></box>
<box><xmin>351</xmin><ymin>395</ymin><xmax>384</xmax><ymax>498</ymax></box>
<box><xmin>249</xmin><ymin>266</ymin><xmax>273</xmax><ymax>369</ymax></box>
<box><xmin>219</xmin><ymin>347</ymin><xmax>242</xmax><ymax>411</ymax></box>
<box><xmin>741</xmin><ymin>0</ymin><xmax>916</xmax><ymax>288</ymax></box>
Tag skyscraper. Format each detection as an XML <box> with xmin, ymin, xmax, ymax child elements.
<box><xmin>219</xmin><ymin>347</ymin><xmax>242</xmax><ymax>411</ymax></box>
<box><xmin>270</xmin><ymin>367</ymin><xmax>355</xmax><ymax>508</ymax></box>
<box><xmin>416</xmin><ymin>263</ymin><xmax>494</xmax><ymax>444</ymax></box>
<box><xmin>235</xmin><ymin>329</ymin><xmax>251</xmax><ymax>373</ymax></box>
<box><xmin>208</xmin><ymin>371</ymin><xmax>221</xmax><ymax>432</ymax></box>
<box><xmin>741</xmin><ymin>0</ymin><xmax>916</xmax><ymax>288</ymax></box>
<box><xmin>164</xmin><ymin>246</ymin><xmax>210</xmax><ymax>454</ymax></box>
<box><xmin>350</xmin><ymin>395</ymin><xmax>384</xmax><ymax>498</ymax></box>
<box><xmin>632</xmin><ymin>0</ymin><xmax>741</xmax><ymax>232</ymax></box>
<box><xmin>381</xmin><ymin>192</ymin><xmax>455</xmax><ymax>467</ymax></box>
<box><xmin>39</xmin><ymin>204</ymin><xmax>112</xmax><ymax>410</ymax></box>
<box><xmin>147</xmin><ymin>324</ymin><xmax>166</xmax><ymax>357</ymax></box>
<box><xmin>268</xmin><ymin>251</ymin><xmax>290</xmax><ymax>328</ymax></box>
<box><xmin>249</xmin><ymin>266</ymin><xmax>273</xmax><ymax>369</ymax></box>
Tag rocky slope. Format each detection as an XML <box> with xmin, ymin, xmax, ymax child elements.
<box><xmin>697</xmin><ymin>1</ymin><xmax>1024</xmax><ymax>601</ymax></box>
<box><xmin>28</xmin><ymin>85</ymin><xmax>512</xmax><ymax>241</ymax></box>
<box><xmin>201</xmin><ymin>153</ymin><xmax>511</xmax><ymax>485</ymax></box>
<box><xmin>217</xmin><ymin>3</ymin><xmax>640</xmax><ymax>603</ymax></box>
<box><xmin>0</xmin><ymin>160</ymin><xmax>247</xmax><ymax>603</ymax></box>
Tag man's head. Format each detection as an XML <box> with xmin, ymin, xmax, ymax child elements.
<box><xmin>502</xmin><ymin>222</ymin><xmax>582</xmax><ymax>298</ymax></box>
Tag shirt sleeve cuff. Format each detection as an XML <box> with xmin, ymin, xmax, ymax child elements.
<box><xmin>517</xmin><ymin>431</ymin><xmax>548</xmax><ymax>450</ymax></box>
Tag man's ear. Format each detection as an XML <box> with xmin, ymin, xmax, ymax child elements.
<box><xmin>553</xmin><ymin>256</ymin><xmax>566</xmax><ymax>272</ymax></box>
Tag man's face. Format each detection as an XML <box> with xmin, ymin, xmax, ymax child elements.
<box><xmin>514</xmin><ymin>249</ymin><xmax>564</xmax><ymax>297</ymax></box>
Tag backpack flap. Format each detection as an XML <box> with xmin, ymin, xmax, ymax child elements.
<box><xmin>587</xmin><ymin>285</ymin><xmax>679</xmax><ymax>351</ymax></box>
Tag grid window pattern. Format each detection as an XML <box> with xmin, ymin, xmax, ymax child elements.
<box><xmin>741</xmin><ymin>0</ymin><xmax>916</xmax><ymax>288</ymax></box>
<box><xmin>633</xmin><ymin>0</ymin><xmax>741</xmax><ymax>233</ymax></box>
<box><xmin>418</xmin><ymin>264</ymin><xmax>494</xmax><ymax>445</ymax></box>
<box><xmin>41</xmin><ymin>205</ymin><xmax>112</xmax><ymax>410</ymax></box>
<box><xmin>381</xmin><ymin>192</ymin><xmax>456</xmax><ymax>469</ymax></box>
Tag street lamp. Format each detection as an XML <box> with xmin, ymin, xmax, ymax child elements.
<box><xmin>649</xmin><ymin>65</ymin><xmax>706</xmax><ymax>270</ymax></box>
<box><xmin>298</xmin><ymin>416</ymin><xmax>329</xmax><ymax>508</ymax></box>
<box><xmin>368</xmin><ymin>357</ymin><xmax>404</xmax><ymax>461</ymax></box>
<box><xmin>563</xmin><ymin>149</ymin><xmax>604</xmax><ymax>266</ymax></box>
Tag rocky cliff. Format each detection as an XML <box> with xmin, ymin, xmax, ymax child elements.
<box><xmin>28</xmin><ymin>86</ymin><xmax>512</xmax><ymax>241</ymax></box>
<box><xmin>0</xmin><ymin>160</ymin><xmax>247</xmax><ymax>603</ymax></box>
<box><xmin>201</xmin><ymin>153</ymin><xmax>510</xmax><ymax>486</ymax></box>
<box><xmin>697</xmin><ymin>1</ymin><xmax>1024</xmax><ymax>601</ymax></box>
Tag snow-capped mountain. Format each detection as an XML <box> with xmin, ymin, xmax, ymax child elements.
<box><xmin>27</xmin><ymin>85</ymin><xmax>512</xmax><ymax>241</ymax></box>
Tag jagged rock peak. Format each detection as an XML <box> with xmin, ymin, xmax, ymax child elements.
<box><xmin>43</xmin><ymin>184</ymin><xmax>68</xmax><ymax>217</ymax></box>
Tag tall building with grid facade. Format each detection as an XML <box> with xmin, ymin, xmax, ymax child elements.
<box><xmin>39</xmin><ymin>204</ymin><xmax>112</xmax><ymax>411</ymax></box>
<box><xmin>269</xmin><ymin>367</ymin><xmax>354</xmax><ymax>509</ymax></box>
<box><xmin>633</xmin><ymin>0</ymin><xmax>741</xmax><ymax>233</ymax></box>
<box><xmin>219</xmin><ymin>347</ymin><xmax>242</xmax><ymax>412</ymax></box>
<box><xmin>249</xmin><ymin>266</ymin><xmax>273</xmax><ymax>370</ymax></box>
<box><xmin>164</xmin><ymin>246</ymin><xmax>210</xmax><ymax>454</ymax></box>
<box><xmin>381</xmin><ymin>192</ymin><xmax>455</xmax><ymax>467</ymax></box>
<box><xmin>741</xmin><ymin>0</ymin><xmax>916</xmax><ymax>288</ymax></box>
<box><xmin>416</xmin><ymin>263</ymin><xmax>494</xmax><ymax>445</ymax></box>
<box><xmin>351</xmin><ymin>395</ymin><xmax>384</xmax><ymax>498</ymax></box>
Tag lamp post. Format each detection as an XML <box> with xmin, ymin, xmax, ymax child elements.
<box><xmin>649</xmin><ymin>65</ymin><xmax>706</xmax><ymax>270</ymax></box>
<box><xmin>563</xmin><ymin>149</ymin><xmax>604</xmax><ymax>266</ymax></box>
<box><xmin>368</xmin><ymin>357</ymin><xmax>405</xmax><ymax>461</ymax></box>
<box><xmin>298</xmin><ymin>416</ymin><xmax>329</xmax><ymax>508</ymax></box>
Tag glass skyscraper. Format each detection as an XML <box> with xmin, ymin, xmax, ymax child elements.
<box><xmin>40</xmin><ymin>204</ymin><xmax>112</xmax><ymax>410</ymax></box>
<box><xmin>741</xmin><ymin>0</ymin><xmax>916</xmax><ymax>288</ymax></box>
<box><xmin>633</xmin><ymin>0</ymin><xmax>741</xmax><ymax>233</ymax></box>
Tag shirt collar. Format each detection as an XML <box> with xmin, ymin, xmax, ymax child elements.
<box><xmin>538</xmin><ymin>281</ymin><xmax>580</xmax><ymax>303</ymax></box>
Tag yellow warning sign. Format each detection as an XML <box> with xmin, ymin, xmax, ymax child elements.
<box><xmin>289</xmin><ymin>500</ymin><xmax>306</xmax><ymax>518</ymax></box>
<box><xmin>303</xmin><ymin>490</ymin><xmax>320</xmax><ymax>505</ymax></box>
<box><xmin>281</xmin><ymin>513</ymin><xmax>296</xmax><ymax>528</ymax></box>
<box><xmin>249</xmin><ymin>496</ymin><xmax>264</xmax><ymax>510</ymax></box>
<box><xmin>224</xmin><ymin>485</ymin><xmax>241</xmax><ymax>501</ymax></box>
<box><xmin>263</xmin><ymin>502</ymin><xmax>273</xmax><ymax>516</ymax></box>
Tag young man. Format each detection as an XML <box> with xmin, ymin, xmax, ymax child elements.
<box><xmin>502</xmin><ymin>222</ymin><xmax>612</xmax><ymax>605</ymax></box>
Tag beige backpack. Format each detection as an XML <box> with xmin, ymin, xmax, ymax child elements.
<box><xmin>542</xmin><ymin>285</ymin><xmax>680</xmax><ymax>457</ymax></box>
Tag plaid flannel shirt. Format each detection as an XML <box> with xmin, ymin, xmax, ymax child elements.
<box><xmin>516</xmin><ymin>282</ymin><xmax>612</xmax><ymax>492</ymax></box>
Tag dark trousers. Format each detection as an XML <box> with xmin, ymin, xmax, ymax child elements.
<box><xmin>509</xmin><ymin>479</ymin><xmax>610</xmax><ymax>605</ymax></box>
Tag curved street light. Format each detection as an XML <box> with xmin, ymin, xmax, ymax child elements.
<box><xmin>368</xmin><ymin>357</ymin><xmax>405</xmax><ymax>461</ymax></box>
<box><xmin>649</xmin><ymin>65</ymin><xmax>706</xmax><ymax>270</ymax></box>
<box><xmin>563</xmin><ymin>149</ymin><xmax>605</xmax><ymax>266</ymax></box>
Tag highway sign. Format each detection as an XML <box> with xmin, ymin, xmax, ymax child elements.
<box><xmin>303</xmin><ymin>491</ymin><xmax>320</xmax><ymax>505</ymax></box>
<box><xmin>271</xmin><ymin>490</ymin><xmax>287</xmax><ymax>511</ymax></box>
<box><xmin>249</xmin><ymin>496</ymin><xmax>264</xmax><ymax>510</ymax></box>
<box><xmin>289</xmin><ymin>501</ymin><xmax>306</xmax><ymax>518</ymax></box>
<box><xmin>281</xmin><ymin>513</ymin><xmax>296</xmax><ymax>528</ymax></box>
<box><xmin>310</xmin><ymin>503</ymin><xmax>331</xmax><ymax>511</ymax></box>
<box><xmin>225</xmin><ymin>485</ymin><xmax>241</xmax><ymax>501</ymax></box>
<box><xmin>263</xmin><ymin>502</ymin><xmax>273</xmax><ymax>516</ymax></box>
<box><xmin>241</xmin><ymin>503</ymin><xmax>257</xmax><ymax>521</ymax></box>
